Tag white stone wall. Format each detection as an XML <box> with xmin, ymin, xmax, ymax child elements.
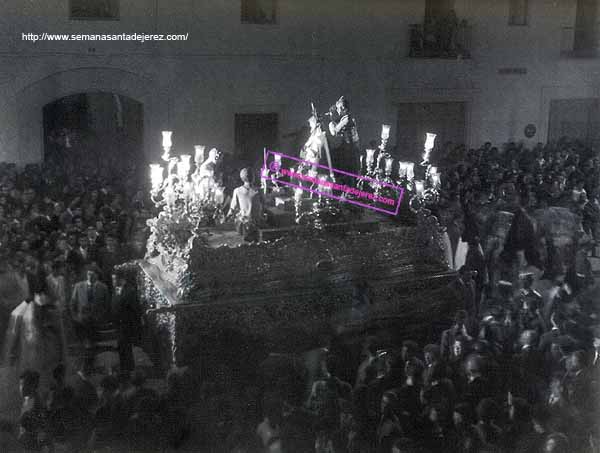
<box><xmin>0</xmin><ymin>0</ymin><xmax>598</xmax><ymax>165</ymax></box>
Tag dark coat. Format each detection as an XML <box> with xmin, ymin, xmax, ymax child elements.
<box><xmin>112</xmin><ymin>283</ymin><xmax>142</xmax><ymax>344</ymax></box>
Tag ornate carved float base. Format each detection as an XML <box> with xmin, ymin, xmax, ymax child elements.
<box><xmin>138</xmin><ymin>218</ymin><xmax>458</xmax><ymax>374</ymax></box>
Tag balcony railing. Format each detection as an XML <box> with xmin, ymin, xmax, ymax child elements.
<box><xmin>560</xmin><ymin>25</ymin><xmax>599</xmax><ymax>58</ymax></box>
<box><xmin>408</xmin><ymin>21</ymin><xmax>472</xmax><ymax>59</ymax></box>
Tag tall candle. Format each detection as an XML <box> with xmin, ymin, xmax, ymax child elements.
<box><xmin>177</xmin><ymin>155</ymin><xmax>191</xmax><ymax>180</ymax></box>
<box><xmin>149</xmin><ymin>164</ymin><xmax>164</xmax><ymax>191</ymax></box>
<box><xmin>366</xmin><ymin>149</ymin><xmax>376</xmax><ymax>165</ymax></box>
<box><xmin>406</xmin><ymin>162</ymin><xmax>415</xmax><ymax>181</ymax></box>
<box><xmin>424</xmin><ymin>133</ymin><xmax>436</xmax><ymax>151</ymax></box>
<box><xmin>381</xmin><ymin>124</ymin><xmax>391</xmax><ymax>140</ymax></box>
<box><xmin>415</xmin><ymin>180</ymin><xmax>425</xmax><ymax>195</ymax></box>
<box><xmin>385</xmin><ymin>156</ymin><xmax>394</xmax><ymax>174</ymax></box>
<box><xmin>162</xmin><ymin>131</ymin><xmax>173</xmax><ymax>149</ymax></box>
<box><xmin>398</xmin><ymin>162</ymin><xmax>407</xmax><ymax>179</ymax></box>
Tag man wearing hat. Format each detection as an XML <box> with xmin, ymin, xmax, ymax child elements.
<box><xmin>70</xmin><ymin>264</ymin><xmax>110</xmax><ymax>349</ymax></box>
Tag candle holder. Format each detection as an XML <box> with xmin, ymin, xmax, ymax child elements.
<box><xmin>421</xmin><ymin>132</ymin><xmax>436</xmax><ymax>165</ymax></box>
<box><xmin>381</xmin><ymin>124</ymin><xmax>391</xmax><ymax>141</ymax></box>
<box><xmin>166</xmin><ymin>157</ymin><xmax>177</xmax><ymax>176</ymax></box>
<box><xmin>177</xmin><ymin>155</ymin><xmax>191</xmax><ymax>180</ymax></box>
<box><xmin>380</xmin><ymin>124</ymin><xmax>391</xmax><ymax>152</ymax></box>
<box><xmin>406</xmin><ymin>162</ymin><xmax>415</xmax><ymax>181</ymax></box>
<box><xmin>162</xmin><ymin>131</ymin><xmax>173</xmax><ymax>161</ymax></box>
<box><xmin>384</xmin><ymin>156</ymin><xmax>394</xmax><ymax>178</ymax></box>
<box><xmin>150</xmin><ymin>164</ymin><xmax>164</xmax><ymax>193</ymax></box>
<box><xmin>365</xmin><ymin>148</ymin><xmax>377</xmax><ymax>176</ymax></box>
<box><xmin>398</xmin><ymin>162</ymin><xmax>408</xmax><ymax>180</ymax></box>
<box><xmin>415</xmin><ymin>180</ymin><xmax>425</xmax><ymax>196</ymax></box>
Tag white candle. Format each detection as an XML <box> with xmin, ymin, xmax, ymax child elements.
<box><xmin>366</xmin><ymin>149</ymin><xmax>376</xmax><ymax>165</ymax></box>
<box><xmin>381</xmin><ymin>124</ymin><xmax>391</xmax><ymax>141</ymax></box>
<box><xmin>415</xmin><ymin>180</ymin><xmax>425</xmax><ymax>195</ymax></box>
<box><xmin>162</xmin><ymin>131</ymin><xmax>173</xmax><ymax>149</ymax></box>
<box><xmin>385</xmin><ymin>157</ymin><xmax>394</xmax><ymax>174</ymax></box>
<box><xmin>177</xmin><ymin>155</ymin><xmax>191</xmax><ymax>180</ymax></box>
<box><xmin>398</xmin><ymin>162</ymin><xmax>408</xmax><ymax>179</ymax></box>
<box><xmin>424</xmin><ymin>133</ymin><xmax>436</xmax><ymax>151</ymax></box>
<box><xmin>149</xmin><ymin>164</ymin><xmax>164</xmax><ymax>191</ymax></box>
<box><xmin>406</xmin><ymin>162</ymin><xmax>415</xmax><ymax>181</ymax></box>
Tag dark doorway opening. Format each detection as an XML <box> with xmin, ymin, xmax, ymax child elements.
<box><xmin>43</xmin><ymin>92</ymin><xmax>144</xmax><ymax>180</ymax></box>
<box><xmin>234</xmin><ymin>113</ymin><xmax>278</xmax><ymax>168</ymax></box>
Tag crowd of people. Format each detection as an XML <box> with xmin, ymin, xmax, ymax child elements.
<box><xmin>237</xmin><ymin>139</ymin><xmax>600</xmax><ymax>452</ymax></box>
<box><xmin>0</xmin><ymin>137</ymin><xmax>599</xmax><ymax>452</ymax></box>
<box><xmin>0</xmin><ymin>159</ymin><xmax>180</xmax><ymax>451</ymax></box>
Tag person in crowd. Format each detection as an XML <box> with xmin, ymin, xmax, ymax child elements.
<box><xmin>5</xmin><ymin>272</ymin><xmax>66</xmax><ymax>394</ymax></box>
<box><xmin>441</xmin><ymin>309</ymin><xmax>473</xmax><ymax>360</ymax></box>
<box><xmin>449</xmin><ymin>266</ymin><xmax>478</xmax><ymax>321</ymax></box>
<box><xmin>1</xmin><ymin>137</ymin><xmax>600</xmax><ymax>451</ymax></box>
<box><xmin>111</xmin><ymin>268</ymin><xmax>142</xmax><ymax>375</ymax></box>
<box><xmin>70</xmin><ymin>264</ymin><xmax>110</xmax><ymax>352</ymax></box>
<box><xmin>17</xmin><ymin>369</ymin><xmax>51</xmax><ymax>451</ymax></box>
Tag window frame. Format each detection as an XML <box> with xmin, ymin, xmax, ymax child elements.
<box><xmin>69</xmin><ymin>0</ymin><xmax>120</xmax><ymax>21</ymax></box>
<box><xmin>508</xmin><ymin>0</ymin><xmax>529</xmax><ymax>26</ymax></box>
<box><xmin>240</xmin><ymin>0</ymin><xmax>278</xmax><ymax>26</ymax></box>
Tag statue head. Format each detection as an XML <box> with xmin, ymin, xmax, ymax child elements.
<box><xmin>240</xmin><ymin>167</ymin><xmax>252</xmax><ymax>184</ymax></box>
<box><xmin>335</xmin><ymin>96</ymin><xmax>349</xmax><ymax>114</ymax></box>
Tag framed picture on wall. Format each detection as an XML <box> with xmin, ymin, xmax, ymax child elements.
<box><xmin>70</xmin><ymin>0</ymin><xmax>119</xmax><ymax>20</ymax></box>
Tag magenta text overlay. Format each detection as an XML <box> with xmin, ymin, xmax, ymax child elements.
<box><xmin>262</xmin><ymin>150</ymin><xmax>404</xmax><ymax>216</ymax></box>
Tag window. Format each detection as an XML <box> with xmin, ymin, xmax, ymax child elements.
<box><xmin>70</xmin><ymin>0</ymin><xmax>119</xmax><ymax>20</ymax></box>
<box><xmin>241</xmin><ymin>0</ymin><xmax>277</xmax><ymax>25</ymax></box>
<box><xmin>508</xmin><ymin>0</ymin><xmax>528</xmax><ymax>26</ymax></box>
<box><xmin>425</xmin><ymin>0</ymin><xmax>455</xmax><ymax>21</ymax></box>
<box><xmin>573</xmin><ymin>0</ymin><xmax>599</xmax><ymax>55</ymax></box>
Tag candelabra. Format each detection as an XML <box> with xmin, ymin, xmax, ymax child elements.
<box><xmin>147</xmin><ymin>133</ymin><xmax>225</xmax><ymax>262</ymax></box>
<box><xmin>409</xmin><ymin>133</ymin><xmax>440</xmax><ymax>214</ymax></box>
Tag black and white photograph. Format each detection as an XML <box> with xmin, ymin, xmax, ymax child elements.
<box><xmin>0</xmin><ymin>0</ymin><xmax>599</xmax><ymax>452</ymax></box>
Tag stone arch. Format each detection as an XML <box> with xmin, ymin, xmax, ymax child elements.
<box><xmin>12</xmin><ymin>66</ymin><xmax>169</xmax><ymax>165</ymax></box>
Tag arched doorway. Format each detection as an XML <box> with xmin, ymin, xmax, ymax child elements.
<box><xmin>43</xmin><ymin>92</ymin><xmax>144</xmax><ymax>179</ymax></box>
<box><xmin>11</xmin><ymin>67</ymin><xmax>169</xmax><ymax>167</ymax></box>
